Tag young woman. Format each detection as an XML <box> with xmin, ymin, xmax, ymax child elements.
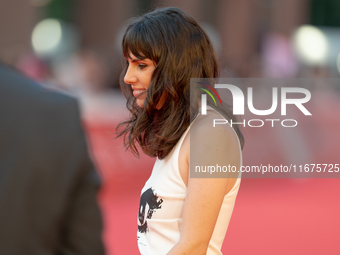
<box><xmin>117</xmin><ymin>7</ymin><xmax>244</xmax><ymax>255</ymax></box>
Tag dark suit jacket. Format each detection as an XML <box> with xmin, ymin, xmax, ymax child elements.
<box><xmin>0</xmin><ymin>64</ymin><xmax>105</xmax><ymax>254</ymax></box>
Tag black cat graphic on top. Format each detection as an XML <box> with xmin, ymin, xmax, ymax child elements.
<box><xmin>138</xmin><ymin>188</ymin><xmax>163</xmax><ymax>233</ymax></box>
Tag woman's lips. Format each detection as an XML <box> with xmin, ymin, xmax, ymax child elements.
<box><xmin>133</xmin><ymin>89</ymin><xmax>146</xmax><ymax>97</ymax></box>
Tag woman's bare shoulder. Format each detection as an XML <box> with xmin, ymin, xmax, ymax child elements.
<box><xmin>190</xmin><ymin>110</ymin><xmax>240</xmax><ymax>149</ymax></box>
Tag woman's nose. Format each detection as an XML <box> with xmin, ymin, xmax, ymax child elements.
<box><xmin>124</xmin><ymin>65</ymin><xmax>137</xmax><ymax>84</ymax></box>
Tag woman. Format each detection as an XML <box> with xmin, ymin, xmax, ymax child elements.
<box><xmin>117</xmin><ymin>7</ymin><xmax>244</xmax><ymax>255</ymax></box>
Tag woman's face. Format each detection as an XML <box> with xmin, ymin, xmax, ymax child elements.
<box><xmin>124</xmin><ymin>53</ymin><xmax>156</xmax><ymax>108</ymax></box>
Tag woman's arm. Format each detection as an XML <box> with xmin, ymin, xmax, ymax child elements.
<box><xmin>167</xmin><ymin>114</ymin><xmax>241</xmax><ymax>254</ymax></box>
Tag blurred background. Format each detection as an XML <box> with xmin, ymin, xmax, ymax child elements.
<box><xmin>1</xmin><ymin>0</ymin><xmax>340</xmax><ymax>254</ymax></box>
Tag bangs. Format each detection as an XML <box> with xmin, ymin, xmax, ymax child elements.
<box><xmin>122</xmin><ymin>21</ymin><xmax>159</xmax><ymax>62</ymax></box>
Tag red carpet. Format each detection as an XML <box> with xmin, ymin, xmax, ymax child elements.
<box><xmin>84</xmin><ymin>119</ymin><xmax>340</xmax><ymax>255</ymax></box>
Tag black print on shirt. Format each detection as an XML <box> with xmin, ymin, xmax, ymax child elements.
<box><xmin>138</xmin><ymin>188</ymin><xmax>163</xmax><ymax>233</ymax></box>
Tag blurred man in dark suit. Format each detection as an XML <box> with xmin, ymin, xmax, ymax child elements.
<box><xmin>0</xmin><ymin>64</ymin><xmax>105</xmax><ymax>254</ymax></box>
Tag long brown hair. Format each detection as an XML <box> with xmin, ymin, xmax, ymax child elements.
<box><xmin>117</xmin><ymin>7</ymin><xmax>244</xmax><ymax>159</ymax></box>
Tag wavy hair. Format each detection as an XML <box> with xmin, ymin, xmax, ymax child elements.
<box><xmin>117</xmin><ymin>7</ymin><xmax>244</xmax><ymax>159</ymax></box>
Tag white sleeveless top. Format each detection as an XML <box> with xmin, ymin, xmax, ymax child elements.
<box><xmin>137</xmin><ymin>108</ymin><xmax>242</xmax><ymax>255</ymax></box>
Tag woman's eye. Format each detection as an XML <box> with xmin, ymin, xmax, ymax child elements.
<box><xmin>138</xmin><ymin>64</ymin><xmax>147</xmax><ymax>69</ymax></box>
